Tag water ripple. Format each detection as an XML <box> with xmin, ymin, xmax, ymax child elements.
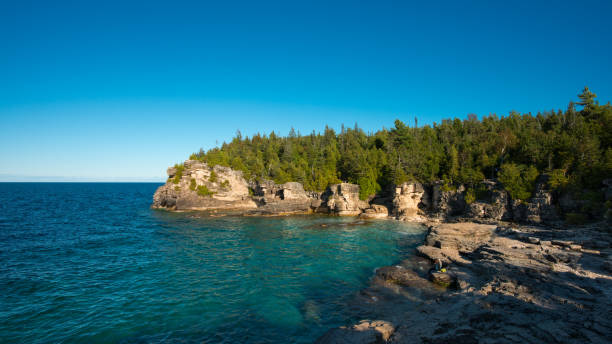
<box><xmin>0</xmin><ymin>183</ymin><xmax>426</xmax><ymax>343</ymax></box>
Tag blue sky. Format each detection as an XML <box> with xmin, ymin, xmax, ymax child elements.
<box><xmin>1</xmin><ymin>1</ymin><xmax>611</xmax><ymax>181</ymax></box>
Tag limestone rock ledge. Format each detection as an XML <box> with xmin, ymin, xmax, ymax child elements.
<box><xmin>152</xmin><ymin>160</ymin><xmax>257</xmax><ymax>211</ymax></box>
<box><xmin>318</xmin><ymin>221</ymin><xmax>612</xmax><ymax>343</ymax></box>
<box><xmin>152</xmin><ymin>161</ymin><xmax>370</xmax><ymax>216</ymax></box>
<box><xmin>153</xmin><ymin>161</ymin><xmax>578</xmax><ymax>224</ymax></box>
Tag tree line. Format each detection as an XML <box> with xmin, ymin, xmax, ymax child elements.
<box><xmin>189</xmin><ymin>87</ymin><xmax>611</xmax><ymax>204</ymax></box>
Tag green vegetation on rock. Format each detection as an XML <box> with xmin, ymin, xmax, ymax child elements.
<box><xmin>196</xmin><ymin>185</ymin><xmax>215</xmax><ymax>197</ymax></box>
<box><xmin>172</xmin><ymin>163</ymin><xmax>185</xmax><ymax>184</ymax></box>
<box><xmin>209</xmin><ymin>170</ymin><xmax>218</xmax><ymax>183</ymax></box>
<box><xmin>498</xmin><ymin>163</ymin><xmax>539</xmax><ymax>201</ymax></box>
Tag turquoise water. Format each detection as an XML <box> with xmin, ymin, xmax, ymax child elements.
<box><xmin>0</xmin><ymin>183</ymin><xmax>426</xmax><ymax>343</ymax></box>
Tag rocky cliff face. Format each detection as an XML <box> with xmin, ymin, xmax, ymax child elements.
<box><xmin>249</xmin><ymin>180</ymin><xmax>317</xmax><ymax>215</ymax></box>
<box><xmin>391</xmin><ymin>182</ymin><xmax>429</xmax><ymax>221</ymax></box>
<box><xmin>511</xmin><ymin>177</ymin><xmax>559</xmax><ymax>224</ymax></box>
<box><xmin>431</xmin><ymin>182</ymin><xmax>467</xmax><ymax>218</ymax></box>
<box><xmin>465</xmin><ymin>181</ymin><xmax>512</xmax><ymax>221</ymax></box>
<box><xmin>152</xmin><ymin>160</ymin><xmax>257</xmax><ymax>211</ymax></box>
<box><xmin>153</xmin><ymin>161</ymin><xmax>581</xmax><ymax>224</ymax></box>
<box><xmin>322</xmin><ymin>183</ymin><xmax>369</xmax><ymax>216</ymax></box>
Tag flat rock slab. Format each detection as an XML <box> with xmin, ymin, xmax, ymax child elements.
<box><xmin>316</xmin><ymin>320</ymin><xmax>394</xmax><ymax>344</ymax></box>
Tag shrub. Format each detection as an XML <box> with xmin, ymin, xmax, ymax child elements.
<box><xmin>189</xmin><ymin>178</ymin><xmax>197</xmax><ymax>191</ymax></box>
<box><xmin>440</xmin><ymin>180</ymin><xmax>456</xmax><ymax>192</ymax></box>
<box><xmin>498</xmin><ymin>163</ymin><xmax>538</xmax><ymax>201</ymax></box>
<box><xmin>220</xmin><ymin>180</ymin><xmax>230</xmax><ymax>189</ymax></box>
<box><xmin>196</xmin><ymin>185</ymin><xmax>215</xmax><ymax>197</ymax></box>
<box><xmin>172</xmin><ymin>163</ymin><xmax>185</xmax><ymax>184</ymax></box>
<box><xmin>174</xmin><ymin>186</ymin><xmax>180</xmax><ymax>192</ymax></box>
<box><xmin>357</xmin><ymin>175</ymin><xmax>380</xmax><ymax>200</ymax></box>
<box><xmin>209</xmin><ymin>170</ymin><xmax>218</xmax><ymax>183</ymax></box>
<box><xmin>464</xmin><ymin>188</ymin><xmax>476</xmax><ymax>204</ymax></box>
<box><xmin>547</xmin><ymin>169</ymin><xmax>569</xmax><ymax>190</ymax></box>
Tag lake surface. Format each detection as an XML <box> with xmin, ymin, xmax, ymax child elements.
<box><xmin>0</xmin><ymin>183</ymin><xmax>426</xmax><ymax>343</ymax></box>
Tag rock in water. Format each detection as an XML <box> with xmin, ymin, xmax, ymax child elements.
<box><xmin>360</xmin><ymin>204</ymin><xmax>389</xmax><ymax>219</ymax></box>
<box><xmin>152</xmin><ymin>160</ymin><xmax>257</xmax><ymax>211</ymax></box>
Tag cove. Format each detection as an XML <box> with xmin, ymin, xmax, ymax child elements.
<box><xmin>0</xmin><ymin>183</ymin><xmax>426</xmax><ymax>343</ymax></box>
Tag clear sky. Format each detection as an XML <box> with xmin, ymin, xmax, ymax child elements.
<box><xmin>1</xmin><ymin>1</ymin><xmax>611</xmax><ymax>181</ymax></box>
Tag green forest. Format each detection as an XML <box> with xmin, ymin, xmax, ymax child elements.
<box><xmin>189</xmin><ymin>87</ymin><xmax>612</xmax><ymax>204</ymax></box>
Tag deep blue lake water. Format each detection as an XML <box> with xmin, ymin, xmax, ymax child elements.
<box><xmin>0</xmin><ymin>183</ymin><xmax>426</xmax><ymax>343</ymax></box>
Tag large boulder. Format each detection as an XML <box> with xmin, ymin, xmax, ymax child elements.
<box><xmin>360</xmin><ymin>204</ymin><xmax>389</xmax><ymax>219</ymax></box>
<box><xmin>323</xmin><ymin>183</ymin><xmax>368</xmax><ymax>216</ymax></box>
<box><xmin>391</xmin><ymin>182</ymin><xmax>429</xmax><ymax>221</ymax></box>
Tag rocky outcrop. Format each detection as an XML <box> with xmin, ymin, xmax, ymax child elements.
<box><xmin>431</xmin><ymin>182</ymin><xmax>467</xmax><ymax>218</ymax></box>
<box><xmin>249</xmin><ymin>180</ymin><xmax>315</xmax><ymax>215</ymax></box>
<box><xmin>320</xmin><ymin>221</ymin><xmax>612</xmax><ymax>343</ymax></box>
<box><xmin>360</xmin><ymin>204</ymin><xmax>389</xmax><ymax>219</ymax></box>
<box><xmin>391</xmin><ymin>183</ymin><xmax>428</xmax><ymax>221</ymax></box>
<box><xmin>512</xmin><ymin>177</ymin><xmax>559</xmax><ymax>224</ymax></box>
<box><xmin>154</xmin><ymin>162</ymin><xmax>595</xmax><ymax>224</ymax></box>
<box><xmin>465</xmin><ymin>180</ymin><xmax>512</xmax><ymax>221</ymax></box>
<box><xmin>322</xmin><ymin>183</ymin><xmax>369</xmax><ymax>216</ymax></box>
<box><xmin>153</xmin><ymin>161</ymin><xmax>369</xmax><ymax>216</ymax></box>
<box><xmin>152</xmin><ymin>160</ymin><xmax>257</xmax><ymax>211</ymax></box>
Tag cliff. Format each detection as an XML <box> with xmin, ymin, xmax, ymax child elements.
<box><xmin>153</xmin><ymin>160</ymin><xmax>612</xmax><ymax>225</ymax></box>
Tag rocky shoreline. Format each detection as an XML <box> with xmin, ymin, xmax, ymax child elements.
<box><xmin>154</xmin><ymin>160</ymin><xmax>607</xmax><ymax>225</ymax></box>
<box><xmin>152</xmin><ymin>160</ymin><xmax>612</xmax><ymax>343</ymax></box>
<box><xmin>316</xmin><ymin>220</ymin><xmax>612</xmax><ymax>343</ymax></box>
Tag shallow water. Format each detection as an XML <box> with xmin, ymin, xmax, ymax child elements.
<box><xmin>0</xmin><ymin>183</ymin><xmax>426</xmax><ymax>343</ymax></box>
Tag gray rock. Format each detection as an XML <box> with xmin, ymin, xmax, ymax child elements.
<box><xmin>431</xmin><ymin>182</ymin><xmax>467</xmax><ymax>218</ymax></box>
<box><xmin>376</xmin><ymin>265</ymin><xmax>428</xmax><ymax>286</ymax></box>
<box><xmin>429</xmin><ymin>271</ymin><xmax>455</xmax><ymax>287</ymax></box>
<box><xmin>315</xmin><ymin>320</ymin><xmax>394</xmax><ymax>344</ymax></box>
